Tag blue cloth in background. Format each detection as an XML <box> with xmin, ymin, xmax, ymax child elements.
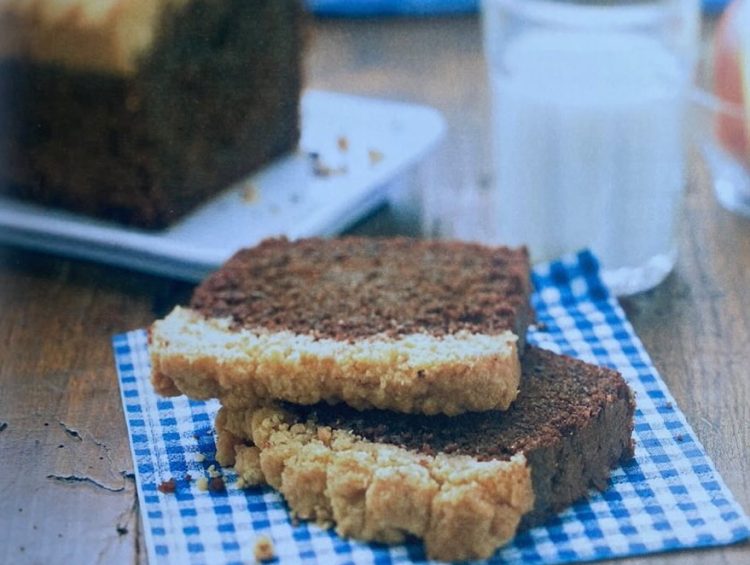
<box><xmin>307</xmin><ymin>0</ymin><xmax>478</xmax><ymax>16</ymax></box>
<box><xmin>306</xmin><ymin>0</ymin><xmax>730</xmax><ymax>17</ymax></box>
<box><xmin>702</xmin><ymin>0</ymin><xmax>731</xmax><ymax>12</ymax></box>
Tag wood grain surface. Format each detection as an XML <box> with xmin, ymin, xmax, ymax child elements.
<box><xmin>0</xmin><ymin>14</ymin><xmax>748</xmax><ymax>565</ymax></box>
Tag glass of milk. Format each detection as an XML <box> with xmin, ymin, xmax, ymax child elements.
<box><xmin>481</xmin><ymin>0</ymin><xmax>700</xmax><ymax>295</ymax></box>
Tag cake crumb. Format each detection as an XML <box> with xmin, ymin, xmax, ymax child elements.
<box><xmin>208</xmin><ymin>464</ymin><xmax>221</xmax><ymax>478</ymax></box>
<box><xmin>208</xmin><ymin>476</ymin><xmax>226</xmax><ymax>492</ymax></box>
<box><xmin>195</xmin><ymin>452</ymin><xmax>206</xmax><ymax>463</ymax></box>
<box><xmin>254</xmin><ymin>535</ymin><xmax>275</xmax><ymax>562</ymax></box>
<box><xmin>196</xmin><ymin>477</ymin><xmax>209</xmax><ymax>491</ymax></box>
<box><xmin>368</xmin><ymin>148</ymin><xmax>384</xmax><ymax>165</ymax></box>
<box><xmin>337</xmin><ymin>135</ymin><xmax>349</xmax><ymax>153</ymax></box>
<box><xmin>157</xmin><ymin>478</ymin><xmax>176</xmax><ymax>494</ymax></box>
<box><xmin>309</xmin><ymin>152</ymin><xmax>346</xmax><ymax>177</ymax></box>
<box><xmin>242</xmin><ymin>183</ymin><xmax>260</xmax><ymax>204</ymax></box>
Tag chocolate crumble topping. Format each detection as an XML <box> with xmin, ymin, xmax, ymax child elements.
<box><xmin>190</xmin><ymin>237</ymin><xmax>531</xmax><ymax>341</ymax></box>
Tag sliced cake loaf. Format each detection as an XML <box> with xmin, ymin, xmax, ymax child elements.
<box><xmin>150</xmin><ymin>237</ymin><xmax>533</xmax><ymax>415</ymax></box>
<box><xmin>215</xmin><ymin>346</ymin><xmax>636</xmax><ymax>562</ymax></box>
<box><xmin>0</xmin><ymin>0</ymin><xmax>303</xmax><ymax>228</ymax></box>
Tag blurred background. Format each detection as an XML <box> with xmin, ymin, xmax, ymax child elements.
<box><xmin>0</xmin><ymin>0</ymin><xmax>747</xmax><ymax>292</ymax></box>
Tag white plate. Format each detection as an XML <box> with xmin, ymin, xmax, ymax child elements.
<box><xmin>0</xmin><ymin>90</ymin><xmax>445</xmax><ymax>281</ymax></box>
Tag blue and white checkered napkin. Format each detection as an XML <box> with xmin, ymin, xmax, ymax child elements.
<box><xmin>113</xmin><ymin>250</ymin><xmax>750</xmax><ymax>564</ymax></box>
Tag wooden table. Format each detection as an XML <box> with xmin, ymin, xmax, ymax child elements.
<box><xmin>1</xmin><ymin>14</ymin><xmax>748</xmax><ymax>565</ymax></box>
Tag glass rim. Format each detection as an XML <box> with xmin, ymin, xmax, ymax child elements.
<box><xmin>482</xmin><ymin>0</ymin><xmax>670</xmax><ymax>28</ymax></box>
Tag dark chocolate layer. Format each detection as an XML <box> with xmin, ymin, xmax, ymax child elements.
<box><xmin>286</xmin><ymin>346</ymin><xmax>635</xmax><ymax>524</ymax></box>
<box><xmin>190</xmin><ymin>237</ymin><xmax>532</xmax><ymax>341</ymax></box>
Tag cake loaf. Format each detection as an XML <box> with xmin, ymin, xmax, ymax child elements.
<box><xmin>215</xmin><ymin>346</ymin><xmax>635</xmax><ymax>561</ymax></box>
<box><xmin>0</xmin><ymin>0</ymin><xmax>303</xmax><ymax>228</ymax></box>
<box><xmin>150</xmin><ymin>237</ymin><xmax>533</xmax><ymax>415</ymax></box>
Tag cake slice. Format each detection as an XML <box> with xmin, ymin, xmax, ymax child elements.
<box><xmin>215</xmin><ymin>347</ymin><xmax>635</xmax><ymax>562</ymax></box>
<box><xmin>0</xmin><ymin>0</ymin><xmax>303</xmax><ymax>228</ymax></box>
<box><xmin>150</xmin><ymin>237</ymin><xmax>533</xmax><ymax>415</ymax></box>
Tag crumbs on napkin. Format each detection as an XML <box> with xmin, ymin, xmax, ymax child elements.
<box><xmin>254</xmin><ymin>535</ymin><xmax>275</xmax><ymax>562</ymax></box>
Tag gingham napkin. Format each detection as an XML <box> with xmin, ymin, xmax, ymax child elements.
<box><xmin>114</xmin><ymin>250</ymin><xmax>750</xmax><ymax>564</ymax></box>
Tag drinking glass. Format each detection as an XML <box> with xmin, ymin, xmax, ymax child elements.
<box><xmin>481</xmin><ymin>0</ymin><xmax>700</xmax><ymax>295</ymax></box>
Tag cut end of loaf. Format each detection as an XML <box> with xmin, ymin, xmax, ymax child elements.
<box><xmin>216</xmin><ymin>405</ymin><xmax>535</xmax><ymax>562</ymax></box>
<box><xmin>150</xmin><ymin>306</ymin><xmax>522</xmax><ymax>415</ymax></box>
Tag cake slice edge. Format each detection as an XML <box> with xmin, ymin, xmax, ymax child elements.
<box><xmin>150</xmin><ymin>305</ymin><xmax>522</xmax><ymax>416</ymax></box>
<box><xmin>215</xmin><ymin>404</ymin><xmax>535</xmax><ymax>562</ymax></box>
<box><xmin>211</xmin><ymin>346</ymin><xmax>636</xmax><ymax>561</ymax></box>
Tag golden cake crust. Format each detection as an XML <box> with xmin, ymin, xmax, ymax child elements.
<box><xmin>150</xmin><ymin>306</ymin><xmax>521</xmax><ymax>416</ymax></box>
<box><xmin>215</xmin><ymin>405</ymin><xmax>534</xmax><ymax>562</ymax></box>
<box><xmin>151</xmin><ymin>238</ymin><xmax>531</xmax><ymax>416</ymax></box>
<box><xmin>0</xmin><ymin>0</ymin><xmax>189</xmax><ymax>73</ymax></box>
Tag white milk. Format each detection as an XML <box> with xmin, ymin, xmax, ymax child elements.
<box><xmin>489</xmin><ymin>30</ymin><xmax>688</xmax><ymax>293</ymax></box>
